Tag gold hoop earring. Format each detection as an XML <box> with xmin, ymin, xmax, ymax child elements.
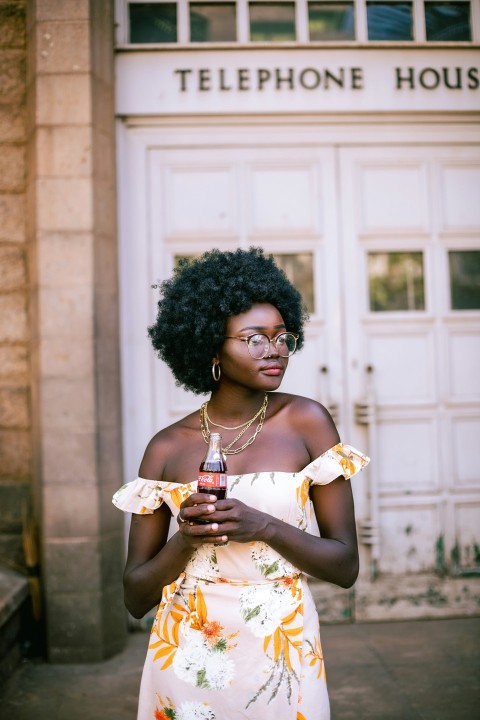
<box><xmin>212</xmin><ymin>362</ymin><xmax>221</xmax><ymax>382</ymax></box>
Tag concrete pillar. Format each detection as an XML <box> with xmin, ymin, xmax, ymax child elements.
<box><xmin>26</xmin><ymin>0</ymin><xmax>127</xmax><ymax>661</ymax></box>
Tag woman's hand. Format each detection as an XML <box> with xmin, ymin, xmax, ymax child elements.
<box><xmin>198</xmin><ymin>498</ymin><xmax>270</xmax><ymax>544</ymax></box>
<box><xmin>177</xmin><ymin>493</ymin><xmax>230</xmax><ymax>546</ymax></box>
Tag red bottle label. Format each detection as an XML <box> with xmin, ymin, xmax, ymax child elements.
<box><xmin>197</xmin><ymin>472</ymin><xmax>227</xmax><ymax>489</ymax></box>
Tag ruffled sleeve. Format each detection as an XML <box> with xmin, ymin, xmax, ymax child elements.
<box><xmin>112</xmin><ymin>478</ymin><xmax>196</xmax><ymax>515</ymax></box>
<box><xmin>302</xmin><ymin>443</ymin><xmax>370</xmax><ymax>486</ymax></box>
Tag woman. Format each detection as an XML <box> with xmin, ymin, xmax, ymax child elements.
<box><xmin>113</xmin><ymin>248</ymin><xmax>369</xmax><ymax>720</ymax></box>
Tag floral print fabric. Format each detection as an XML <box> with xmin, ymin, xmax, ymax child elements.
<box><xmin>113</xmin><ymin>443</ymin><xmax>369</xmax><ymax>720</ymax></box>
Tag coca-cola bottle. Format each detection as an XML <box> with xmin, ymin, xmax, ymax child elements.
<box><xmin>198</xmin><ymin>432</ymin><xmax>228</xmax><ymax>500</ymax></box>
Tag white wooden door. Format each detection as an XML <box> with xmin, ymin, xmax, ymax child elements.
<box><xmin>118</xmin><ymin>127</ymin><xmax>480</xmax><ymax>621</ymax></box>
<box><xmin>146</xmin><ymin>144</ymin><xmax>350</xmax><ymax>438</ymax></box>
<box><xmin>340</xmin><ymin>145</ymin><xmax>480</xmax><ymax>619</ymax></box>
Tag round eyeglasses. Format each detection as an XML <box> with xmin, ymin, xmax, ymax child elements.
<box><xmin>224</xmin><ymin>332</ymin><xmax>298</xmax><ymax>360</ymax></box>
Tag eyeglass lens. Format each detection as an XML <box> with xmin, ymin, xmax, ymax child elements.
<box><xmin>247</xmin><ymin>333</ymin><xmax>296</xmax><ymax>358</ymax></box>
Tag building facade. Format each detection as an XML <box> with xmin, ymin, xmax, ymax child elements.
<box><xmin>0</xmin><ymin>0</ymin><xmax>479</xmax><ymax>662</ymax></box>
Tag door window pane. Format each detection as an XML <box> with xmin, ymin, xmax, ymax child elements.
<box><xmin>129</xmin><ymin>2</ymin><xmax>177</xmax><ymax>43</ymax></box>
<box><xmin>368</xmin><ymin>252</ymin><xmax>425</xmax><ymax>311</ymax></box>
<box><xmin>366</xmin><ymin>2</ymin><xmax>413</xmax><ymax>40</ymax></box>
<box><xmin>425</xmin><ymin>2</ymin><xmax>471</xmax><ymax>41</ymax></box>
<box><xmin>449</xmin><ymin>251</ymin><xmax>480</xmax><ymax>310</ymax></box>
<box><xmin>273</xmin><ymin>253</ymin><xmax>315</xmax><ymax>313</ymax></box>
<box><xmin>190</xmin><ymin>3</ymin><xmax>237</xmax><ymax>41</ymax></box>
<box><xmin>308</xmin><ymin>2</ymin><xmax>355</xmax><ymax>40</ymax></box>
<box><xmin>249</xmin><ymin>3</ymin><xmax>296</xmax><ymax>41</ymax></box>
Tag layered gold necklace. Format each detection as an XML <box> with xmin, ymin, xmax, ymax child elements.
<box><xmin>200</xmin><ymin>393</ymin><xmax>269</xmax><ymax>455</ymax></box>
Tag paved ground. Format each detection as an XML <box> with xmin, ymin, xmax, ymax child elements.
<box><xmin>1</xmin><ymin>617</ymin><xmax>479</xmax><ymax>719</ymax></box>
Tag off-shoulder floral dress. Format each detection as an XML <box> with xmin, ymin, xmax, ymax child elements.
<box><xmin>113</xmin><ymin>443</ymin><xmax>369</xmax><ymax>720</ymax></box>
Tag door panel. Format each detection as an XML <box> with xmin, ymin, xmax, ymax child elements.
<box><xmin>340</xmin><ymin>145</ymin><xmax>480</xmax><ymax>616</ymax></box>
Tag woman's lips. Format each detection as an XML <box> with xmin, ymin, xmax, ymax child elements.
<box><xmin>260</xmin><ymin>364</ymin><xmax>283</xmax><ymax>376</ymax></box>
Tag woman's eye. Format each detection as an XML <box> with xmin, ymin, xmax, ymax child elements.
<box><xmin>249</xmin><ymin>335</ymin><xmax>265</xmax><ymax>346</ymax></box>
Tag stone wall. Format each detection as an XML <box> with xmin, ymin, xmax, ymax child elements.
<box><xmin>0</xmin><ymin>0</ymin><xmax>32</xmax><ymax>574</ymax></box>
<box><xmin>0</xmin><ymin>0</ymin><xmax>126</xmax><ymax>663</ymax></box>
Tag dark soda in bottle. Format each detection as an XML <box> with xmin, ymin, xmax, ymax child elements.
<box><xmin>198</xmin><ymin>432</ymin><xmax>227</xmax><ymax>500</ymax></box>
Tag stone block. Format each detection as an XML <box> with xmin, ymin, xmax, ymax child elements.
<box><xmin>0</xmin><ymin>194</ymin><xmax>26</xmax><ymax>242</ymax></box>
<box><xmin>39</xmin><ymin>337</ymin><xmax>93</xmax><ymax>379</ymax></box>
<box><xmin>92</xmin><ymin>130</ymin><xmax>113</xmax><ymax>181</ymax></box>
<box><xmin>100</xmin><ymin>584</ymin><xmax>128</xmax><ymax>658</ymax></box>
<box><xmin>0</xmin><ymin>345</ymin><xmax>29</xmax><ymax>377</ymax></box>
<box><xmin>95</xmin><ymin>370</ymin><xmax>121</xmax><ymax>429</ymax></box>
<box><xmin>0</xmin><ymin>533</ymin><xmax>24</xmax><ymax>570</ymax></box>
<box><xmin>0</xmin><ymin>105</ymin><xmax>25</xmax><ymax>143</ymax></box>
<box><xmin>35</xmin><ymin>73</ymin><xmax>91</xmax><ymax>125</ymax></box>
<box><xmin>38</xmin><ymin>285</ymin><xmax>93</xmax><ymax>338</ymax></box>
<box><xmin>43</xmin><ymin>482</ymin><xmax>100</xmax><ymax>538</ymax></box>
<box><xmin>42</xmin><ymin>429</ymin><xmax>96</xmax><ymax>485</ymax></box>
<box><xmin>0</xmin><ymin>4</ymin><xmax>26</xmax><ymax>49</ymax></box>
<box><xmin>37</xmin><ymin>177</ymin><xmax>93</xmax><ymax>231</ymax></box>
<box><xmin>91</xmin><ymin>0</ymin><xmax>114</xmax><ymax>85</ymax></box>
<box><xmin>37</xmin><ymin>232</ymin><xmax>93</xmax><ymax>286</ymax></box>
<box><xmin>0</xmin><ymin>293</ymin><xmax>28</xmax><ymax>342</ymax></box>
<box><xmin>0</xmin><ymin>49</ymin><xmax>26</xmax><ymax>105</ymax></box>
<box><xmin>93</xmin><ymin>181</ymin><xmax>115</xmax><ymax>237</ymax></box>
<box><xmin>0</xmin><ymin>144</ymin><xmax>25</xmax><ymax>192</ymax></box>
<box><xmin>35</xmin><ymin>0</ymin><xmax>90</xmax><ymax>22</ymax></box>
<box><xmin>36</xmin><ymin>126</ymin><xmax>92</xmax><ymax>177</ymax></box>
<box><xmin>0</xmin><ymin>246</ymin><xmax>26</xmax><ymax>290</ymax></box>
<box><xmin>100</xmin><ymin>482</ymin><xmax>126</xmax><ymax>534</ymax></box>
<box><xmin>0</xmin><ymin>482</ymin><xmax>29</xmax><ymax>533</ymax></box>
<box><xmin>0</xmin><ymin>385</ymin><xmax>29</xmax><ymax>429</ymax></box>
<box><xmin>99</xmin><ymin>533</ymin><xmax>124</xmax><ymax>589</ymax></box>
<box><xmin>96</xmin><ymin>425</ymin><xmax>123</xmax><ymax>487</ymax></box>
<box><xmin>46</xmin><ymin>590</ymin><xmax>103</xmax><ymax>659</ymax></box>
<box><xmin>43</xmin><ymin>538</ymin><xmax>101</xmax><ymax>593</ymax></box>
<box><xmin>92</xmin><ymin>76</ymin><xmax>114</xmax><ymax>135</ymax></box>
<box><xmin>0</xmin><ymin>429</ymin><xmax>31</xmax><ymax>480</ymax></box>
<box><xmin>40</xmin><ymin>376</ymin><xmax>95</xmax><ymax>432</ymax></box>
<box><xmin>36</xmin><ymin>20</ymin><xmax>90</xmax><ymax>74</ymax></box>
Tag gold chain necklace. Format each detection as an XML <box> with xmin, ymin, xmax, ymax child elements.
<box><xmin>200</xmin><ymin>394</ymin><xmax>269</xmax><ymax>455</ymax></box>
<box><xmin>205</xmin><ymin>393</ymin><xmax>268</xmax><ymax>430</ymax></box>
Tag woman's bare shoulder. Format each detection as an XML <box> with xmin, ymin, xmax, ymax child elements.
<box><xmin>270</xmin><ymin>392</ymin><xmax>340</xmax><ymax>457</ymax></box>
<box><xmin>138</xmin><ymin>410</ymin><xmax>201</xmax><ymax>481</ymax></box>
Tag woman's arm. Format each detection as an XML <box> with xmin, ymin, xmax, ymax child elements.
<box><xmin>122</xmin><ymin>430</ymin><xmax>231</xmax><ymax>618</ymax></box>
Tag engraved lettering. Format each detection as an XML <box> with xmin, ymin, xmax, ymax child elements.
<box><xmin>325</xmin><ymin>68</ymin><xmax>344</xmax><ymax>89</ymax></box>
<box><xmin>257</xmin><ymin>68</ymin><xmax>271</xmax><ymax>90</ymax></box>
<box><xmin>299</xmin><ymin>68</ymin><xmax>321</xmax><ymax>90</ymax></box>
<box><xmin>275</xmin><ymin>67</ymin><xmax>294</xmax><ymax>89</ymax></box>
<box><xmin>219</xmin><ymin>68</ymin><xmax>232</xmax><ymax>91</ymax></box>
<box><xmin>238</xmin><ymin>68</ymin><xmax>250</xmax><ymax>90</ymax></box>
<box><xmin>396</xmin><ymin>67</ymin><xmax>415</xmax><ymax>90</ymax></box>
<box><xmin>419</xmin><ymin>68</ymin><xmax>441</xmax><ymax>90</ymax></box>
<box><xmin>351</xmin><ymin>67</ymin><xmax>363</xmax><ymax>89</ymax></box>
<box><xmin>199</xmin><ymin>69</ymin><xmax>211</xmax><ymax>91</ymax></box>
<box><xmin>175</xmin><ymin>69</ymin><xmax>192</xmax><ymax>92</ymax></box>
<box><xmin>467</xmin><ymin>67</ymin><xmax>479</xmax><ymax>90</ymax></box>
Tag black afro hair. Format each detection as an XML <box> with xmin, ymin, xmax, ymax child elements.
<box><xmin>148</xmin><ymin>247</ymin><xmax>308</xmax><ymax>394</ymax></box>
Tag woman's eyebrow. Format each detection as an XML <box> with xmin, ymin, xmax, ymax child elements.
<box><xmin>237</xmin><ymin>323</ymin><xmax>287</xmax><ymax>333</ymax></box>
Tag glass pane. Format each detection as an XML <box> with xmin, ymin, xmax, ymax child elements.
<box><xmin>273</xmin><ymin>253</ymin><xmax>315</xmax><ymax>313</ymax></box>
<box><xmin>449</xmin><ymin>251</ymin><xmax>480</xmax><ymax>310</ymax></box>
<box><xmin>129</xmin><ymin>2</ymin><xmax>177</xmax><ymax>43</ymax></box>
<box><xmin>308</xmin><ymin>2</ymin><xmax>355</xmax><ymax>40</ymax></box>
<box><xmin>190</xmin><ymin>3</ymin><xmax>237</xmax><ymax>41</ymax></box>
<box><xmin>249</xmin><ymin>2</ymin><xmax>296</xmax><ymax>41</ymax></box>
<box><xmin>425</xmin><ymin>2</ymin><xmax>471</xmax><ymax>41</ymax></box>
<box><xmin>366</xmin><ymin>2</ymin><xmax>413</xmax><ymax>40</ymax></box>
<box><xmin>368</xmin><ymin>252</ymin><xmax>425</xmax><ymax>312</ymax></box>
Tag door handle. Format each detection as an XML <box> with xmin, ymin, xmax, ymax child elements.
<box><xmin>355</xmin><ymin>365</ymin><xmax>380</xmax><ymax>580</ymax></box>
